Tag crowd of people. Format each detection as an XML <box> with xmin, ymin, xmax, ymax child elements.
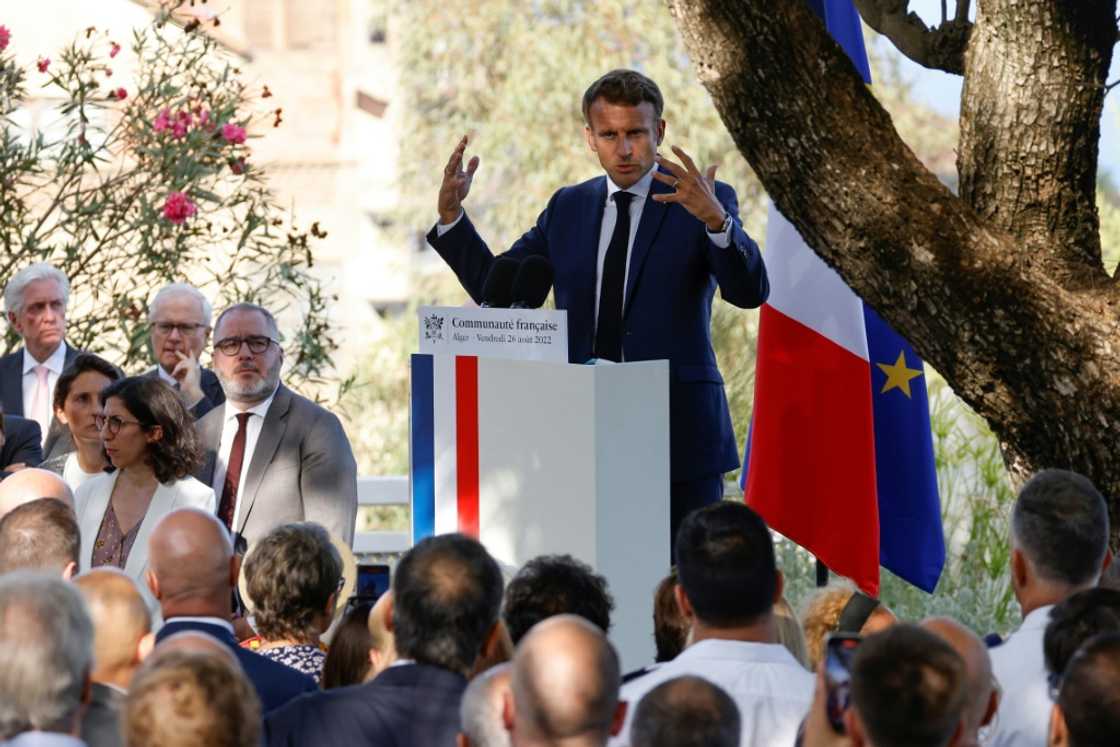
<box><xmin>0</xmin><ymin>259</ymin><xmax>1118</xmax><ymax>747</ymax></box>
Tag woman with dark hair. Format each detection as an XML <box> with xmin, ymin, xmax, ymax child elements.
<box><xmin>74</xmin><ymin>376</ymin><xmax>214</xmax><ymax>583</ymax></box>
<box><xmin>241</xmin><ymin>523</ymin><xmax>343</xmax><ymax>683</ymax></box>
<box><xmin>321</xmin><ymin>601</ymin><xmax>376</xmax><ymax>690</ymax></box>
<box><xmin>41</xmin><ymin>352</ymin><xmax>123</xmax><ymax>489</ymax></box>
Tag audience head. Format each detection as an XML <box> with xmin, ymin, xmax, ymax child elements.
<box><xmin>630</xmin><ymin>675</ymin><xmax>739</xmax><ymax>747</ymax></box>
<box><xmin>802</xmin><ymin>584</ymin><xmax>896</xmax><ymax>668</ymax></box>
<box><xmin>4</xmin><ymin>262</ymin><xmax>69</xmax><ymax>360</ymax></box>
<box><xmin>52</xmin><ymin>353</ymin><xmax>123</xmax><ymax>449</ymax></box>
<box><xmin>147</xmin><ymin>283</ymin><xmax>213</xmax><ymax>375</ymax></box>
<box><xmin>1050</xmin><ymin>633</ymin><xmax>1120</xmax><ymax>747</ymax></box>
<box><xmin>503</xmin><ymin>554</ymin><xmax>614</xmax><ymax>645</ymax></box>
<box><xmin>921</xmin><ymin>617</ymin><xmax>998</xmax><ymax>747</ymax></box>
<box><xmin>508</xmin><ymin>615</ymin><xmax>622</xmax><ymax>747</ymax></box>
<box><xmin>74</xmin><ymin>568</ymin><xmax>154</xmax><ymax>688</ymax></box>
<box><xmin>243</xmin><ymin>522</ymin><xmax>342</xmax><ymax>644</ymax></box>
<box><xmin>125</xmin><ymin>650</ymin><xmax>260</xmax><ymax>747</ymax></box>
<box><xmin>0</xmin><ymin>571</ymin><xmax>93</xmax><ymax>739</ymax></box>
<box><xmin>1043</xmin><ymin>588</ymin><xmax>1120</xmax><ymax>680</ymax></box>
<box><xmin>321</xmin><ymin>601</ymin><xmax>377</xmax><ymax>689</ymax></box>
<box><xmin>774</xmin><ymin>596</ymin><xmax>811</xmax><ymax>670</ymax></box>
<box><xmin>0</xmin><ymin>498</ymin><xmax>80</xmax><ymax>578</ymax></box>
<box><xmin>98</xmin><ymin>376</ymin><xmax>201</xmax><ymax>481</ymax></box>
<box><xmin>154</xmin><ymin>631</ymin><xmax>239</xmax><ymax>668</ymax></box>
<box><xmin>848</xmin><ymin>624</ymin><xmax>967</xmax><ymax>747</ymax></box>
<box><xmin>674</xmin><ymin>502</ymin><xmax>780</xmax><ymax>630</ymax></box>
<box><xmin>0</xmin><ymin>467</ymin><xmax>74</xmax><ymax>517</ymax></box>
<box><xmin>393</xmin><ymin>533</ymin><xmax>503</xmax><ymax>675</ymax></box>
<box><xmin>652</xmin><ymin>568</ymin><xmax>688</xmax><ymax>663</ymax></box>
<box><xmin>146</xmin><ymin>508</ymin><xmax>236</xmax><ymax>618</ymax></box>
<box><xmin>459</xmin><ymin>663</ymin><xmax>512</xmax><ymax>747</ymax></box>
<box><xmin>1010</xmin><ymin>470</ymin><xmax>1109</xmax><ymax>604</ymax></box>
<box><xmin>212</xmin><ymin>303</ymin><xmax>283</xmax><ymax>406</ymax></box>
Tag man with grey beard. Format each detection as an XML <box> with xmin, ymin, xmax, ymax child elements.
<box><xmin>196</xmin><ymin>303</ymin><xmax>357</xmax><ymax>548</ymax></box>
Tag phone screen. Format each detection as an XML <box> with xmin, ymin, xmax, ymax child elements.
<box><xmin>355</xmin><ymin>564</ymin><xmax>391</xmax><ymax>601</ymax></box>
<box><xmin>824</xmin><ymin>634</ymin><xmax>861</xmax><ymax>733</ymax></box>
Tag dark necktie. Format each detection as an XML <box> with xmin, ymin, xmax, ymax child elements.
<box><xmin>594</xmin><ymin>190</ymin><xmax>634</xmax><ymax>361</ymax></box>
<box><xmin>218</xmin><ymin>413</ymin><xmax>251</xmax><ymax>529</ymax></box>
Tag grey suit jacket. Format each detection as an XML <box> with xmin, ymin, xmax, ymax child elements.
<box><xmin>196</xmin><ymin>384</ymin><xmax>358</xmax><ymax>548</ymax></box>
<box><xmin>80</xmin><ymin>682</ymin><xmax>124</xmax><ymax>747</ymax></box>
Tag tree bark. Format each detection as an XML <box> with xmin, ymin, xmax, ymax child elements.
<box><xmin>665</xmin><ymin>0</ymin><xmax>1120</xmax><ymax>511</ymax></box>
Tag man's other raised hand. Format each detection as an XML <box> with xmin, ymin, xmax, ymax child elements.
<box><xmin>438</xmin><ymin>135</ymin><xmax>480</xmax><ymax>225</ymax></box>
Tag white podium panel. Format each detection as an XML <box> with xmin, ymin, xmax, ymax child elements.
<box><xmin>410</xmin><ymin>354</ymin><xmax>670</xmax><ymax>669</ymax></box>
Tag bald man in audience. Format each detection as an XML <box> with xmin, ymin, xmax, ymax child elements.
<box><xmin>506</xmin><ymin>615</ymin><xmax>624</xmax><ymax>747</ymax></box>
<box><xmin>75</xmin><ymin>569</ymin><xmax>155</xmax><ymax>747</ymax></box>
<box><xmin>921</xmin><ymin>617</ymin><xmax>999</xmax><ymax>747</ymax></box>
<box><xmin>0</xmin><ymin>466</ymin><xmax>73</xmax><ymax>516</ymax></box>
<box><xmin>0</xmin><ymin>497</ymin><xmax>79</xmax><ymax>578</ymax></box>
<box><xmin>630</xmin><ymin>676</ymin><xmax>740</xmax><ymax>747</ymax></box>
<box><xmin>145</xmin><ymin>508</ymin><xmax>315</xmax><ymax>713</ymax></box>
<box><xmin>459</xmin><ymin>664</ymin><xmax>512</xmax><ymax>747</ymax></box>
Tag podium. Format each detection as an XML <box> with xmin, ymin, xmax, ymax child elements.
<box><xmin>410</xmin><ymin>353</ymin><xmax>670</xmax><ymax>669</ymax></box>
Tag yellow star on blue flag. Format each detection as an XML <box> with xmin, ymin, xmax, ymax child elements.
<box><xmin>876</xmin><ymin>350</ymin><xmax>922</xmax><ymax>398</ymax></box>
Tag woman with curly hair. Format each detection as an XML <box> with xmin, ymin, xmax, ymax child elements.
<box><xmin>800</xmin><ymin>583</ymin><xmax>897</xmax><ymax>669</ymax></box>
<box><xmin>241</xmin><ymin>522</ymin><xmax>342</xmax><ymax>683</ymax></box>
<box><xmin>74</xmin><ymin>376</ymin><xmax>214</xmax><ymax>583</ymax></box>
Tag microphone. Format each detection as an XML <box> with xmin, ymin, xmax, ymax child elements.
<box><xmin>480</xmin><ymin>257</ymin><xmax>519</xmax><ymax>308</ymax></box>
<box><xmin>510</xmin><ymin>256</ymin><xmax>554</xmax><ymax>309</ymax></box>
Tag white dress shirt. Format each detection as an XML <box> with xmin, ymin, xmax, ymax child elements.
<box><xmin>988</xmin><ymin>605</ymin><xmax>1054</xmax><ymax>747</ymax></box>
<box><xmin>211</xmin><ymin>389</ymin><xmax>278</xmax><ymax>529</ymax></box>
<box><xmin>610</xmin><ymin>638</ymin><xmax>815</xmax><ymax>747</ymax></box>
<box><xmin>21</xmin><ymin>342</ymin><xmax>67</xmax><ymax>442</ymax></box>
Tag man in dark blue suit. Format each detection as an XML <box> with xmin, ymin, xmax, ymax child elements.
<box><xmin>0</xmin><ymin>414</ymin><xmax>43</xmax><ymax>478</ymax></box>
<box><xmin>428</xmin><ymin>70</ymin><xmax>769</xmax><ymax>542</ymax></box>
<box><xmin>264</xmin><ymin>533</ymin><xmax>505</xmax><ymax>746</ymax></box>
<box><xmin>146</xmin><ymin>507</ymin><xmax>315</xmax><ymax>713</ymax></box>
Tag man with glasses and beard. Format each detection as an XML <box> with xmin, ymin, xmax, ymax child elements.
<box><xmin>196</xmin><ymin>303</ymin><xmax>358</xmax><ymax>550</ymax></box>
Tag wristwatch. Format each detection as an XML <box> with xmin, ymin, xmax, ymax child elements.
<box><xmin>708</xmin><ymin>211</ymin><xmax>732</xmax><ymax>234</ymax></box>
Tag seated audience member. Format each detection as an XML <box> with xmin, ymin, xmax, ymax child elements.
<box><xmin>241</xmin><ymin>522</ymin><xmax>342</xmax><ymax>683</ymax></box>
<box><xmin>0</xmin><ymin>412</ymin><xmax>42</xmax><ymax>477</ymax></box>
<box><xmin>503</xmin><ymin>553</ymin><xmax>614</xmax><ymax>645</ymax></box>
<box><xmin>75</xmin><ymin>569</ymin><xmax>155</xmax><ymax>747</ymax></box>
<box><xmin>987</xmin><ymin>469</ymin><xmax>1109</xmax><ymax>747</ymax></box>
<box><xmin>146</xmin><ymin>508</ymin><xmax>316</xmax><ymax>713</ymax></box>
<box><xmin>265</xmin><ymin>533</ymin><xmax>504</xmax><ymax>746</ymax></box>
<box><xmin>41</xmin><ymin>353</ymin><xmax>122</xmax><ymax>489</ymax></box>
<box><xmin>1048</xmin><ymin>633</ymin><xmax>1120</xmax><ymax>747</ymax></box>
<box><xmin>124</xmin><ymin>650</ymin><xmax>260</xmax><ymax>747</ymax></box>
<box><xmin>321</xmin><ymin>601</ymin><xmax>376</xmax><ymax>689</ymax></box>
<box><xmin>775</xmin><ymin>596</ymin><xmax>811</xmax><ymax>670</ymax></box>
<box><xmin>74</xmin><ymin>377</ymin><xmax>215</xmax><ymax>585</ymax></box>
<box><xmin>196</xmin><ymin>302</ymin><xmax>358</xmax><ymax>546</ymax></box>
<box><xmin>800</xmin><ymin>624</ymin><xmax>967</xmax><ymax>747</ymax></box>
<box><xmin>0</xmin><ymin>571</ymin><xmax>94</xmax><ymax>744</ymax></box>
<box><xmin>630</xmin><ymin>676</ymin><xmax>740</xmax><ymax>747</ymax></box>
<box><xmin>144</xmin><ymin>283</ymin><xmax>224</xmax><ymax>419</ymax></box>
<box><xmin>1042</xmin><ymin>588</ymin><xmax>1120</xmax><ymax>681</ymax></box>
<box><xmin>0</xmin><ymin>466</ymin><xmax>74</xmax><ymax>516</ymax></box>
<box><xmin>801</xmin><ymin>584</ymin><xmax>896</xmax><ymax>669</ymax></box>
<box><xmin>612</xmin><ymin>503</ymin><xmax>814</xmax><ymax>747</ymax></box>
<box><xmin>0</xmin><ymin>498</ymin><xmax>80</xmax><ymax>578</ymax></box>
<box><xmin>458</xmin><ymin>663</ymin><xmax>511</xmax><ymax>747</ymax></box>
<box><xmin>507</xmin><ymin>615</ymin><xmax>623</xmax><ymax>747</ymax></box>
<box><xmin>921</xmin><ymin>617</ymin><xmax>998</xmax><ymax>747</ymax></box>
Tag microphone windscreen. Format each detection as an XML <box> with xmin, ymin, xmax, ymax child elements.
<box><xmin>511</xmin><ymin>256</ymin><xmax>554</xmax><ymax>309</ymax></box>
<box><xmin>481</xmin><ymin>257</ymin><xmax>520</xmax><ymax>308</ymax></box>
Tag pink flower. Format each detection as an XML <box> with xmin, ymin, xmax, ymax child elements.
<box><xmin>221</xmin><ymin>122</ymin><xmax>246</xmax><ymax>144</ymax></box>
<box><xmin>0</xmin><ymin>26</ymin><xmax>11</xmax><ymax>52</ymax></box>
<box><xmin>152</xmin><ymin>108</ymin><xmax>171</xmax><ymax>133</ymax></box>
<box><xmin>162</xmin><ymin>192</ymin><xmax>197</xmax><ymax>225</ymax></box>
<box><xmin>110</xmin><ymin>87</ymin><xmax>126</xmax><ymax>101</ymax></box>
<box><xmin>229</xmin><ymin>157</ymin><xmax>246</xmax><ymax>175</ymax></box>
<box><xmin>109</xmin><ymin>41</ymin><xmax>120</xmax><ymax>58</ymax></box>
<box><xmin>104</xmin><ymin>66</ymin><xmax>112</xmax><ymax>77</ymax></box>
<box><xmin>36</xmin><ymin>57</ymin><xmax>50</xmax><ymax>73</ymax></box>
<box><xmin>171</xmin><ymin>119</ymin><xmax>188</xmax><ymax>138</ymax></box>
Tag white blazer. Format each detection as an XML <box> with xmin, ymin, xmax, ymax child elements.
<box><xmin>74</xmin><ymin>471</ymin><xmax>217</xmax><ymax>583</ymax></box>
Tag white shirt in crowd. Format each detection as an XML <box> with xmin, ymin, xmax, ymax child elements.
<box><xmin>61</xmin><ymin>452</ymin><xmax>101</xmax><ymax>492</ymax></box>
<box><xmin>987</xmin><ymin>604</ymin><xmax>1055</xmax><ymax>747</ymax></box>
<box><xmin>610</xmin><ymin>638</ymin><xmax>815</xmax><ymax>747</ymax></box>
<box><xmin>210</xmin><ymin>388</ymin><xmax>277</xmax><ymax>530</ymax></box>
<box><xmin>21</xmin><ymin>342</ymin><xmax>67</xmax><ymax>443</ymax></box>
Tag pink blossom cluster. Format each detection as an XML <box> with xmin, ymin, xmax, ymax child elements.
<box><xmin>0</xmin><ymin>26</ymin><xmax>10</xmax><ymax>52</ymax></box>
<box><xmin>109</xmin><ymin>41</ymin><xmax>120</xmax><ymax>58</ymax></box>
<box><xmin>36</xmin><ymin>57</ymin><xmax>49</xmax><ymax>73</ymax></box>
<box><xmin>109</xmin><ymin>87</ymin><xmax>127</xmax><ymax>101</ymax></box>
<box><xmin>152</xmin><ymin>108</ymin><xmax>207</xmax><ymax>139</ymax></box>
<box><xmin>221</xmin><ymin>122</ymin><xmax>246</xmax><ymax>144</ymax></box>
<box><xmin>162</xmin><ymin>191</ymin><xmax>197</xmax><ymax>225</ymax></box>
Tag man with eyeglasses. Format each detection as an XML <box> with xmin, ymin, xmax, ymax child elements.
<box><xmin>144</xmin><ymin>283</ymin><xmax>225</xmax><ymax>419</ymax></box>
<box><xmin>196</xmin><ymin>303</ymin><xmax>358</xmax><ymax>553</ymax></box>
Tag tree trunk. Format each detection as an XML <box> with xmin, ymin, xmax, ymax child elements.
<box><xmin>665</xmin><ymin>0</ymin><xmax>1120</xmax><ymax>515</ymax></box>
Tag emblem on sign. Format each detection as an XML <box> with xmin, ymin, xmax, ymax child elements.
<box><xmin>423</xmin><ymin>314</ymin><xmax>445</xmax><ymax>342</ymax></box>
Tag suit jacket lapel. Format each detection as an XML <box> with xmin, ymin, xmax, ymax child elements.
<box><xmin>125</xmin><ymin>481</ymin><xmax>177</xmax><ymax>578</ymax></box>
<box><xmin>237</xmin><ymin>386</ymin><xmax>292</xmax><ymax>535</ymax></box>
<box><xmin>624</xmin><ymin>174</ymin><xmax>672</xmax><ymax>315</ymax></box>
<box><xmin>564</xmin><ymin>178</ymin><xmax>607</xmax><ymax>353</ymax></box>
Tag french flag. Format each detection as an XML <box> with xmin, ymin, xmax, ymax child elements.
<box><xmin>743</xmin><ymin>0</ymin><xmax>944</xmax><ymax>596</ymax></box>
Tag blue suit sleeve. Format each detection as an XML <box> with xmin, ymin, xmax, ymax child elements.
<box><xmin>708</xmin><ymin>182</ymin><xmax>769</xmax><ymax>309</ymax></box>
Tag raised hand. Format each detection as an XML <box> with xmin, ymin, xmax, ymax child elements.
<box><xmin>651</xmin><ymin>145</ymin><xmax>727</xmax><ymax>231</ymax></box>
<box><xmin>438</xmin><ymin>135</ymin><xmax>480</xmax><ymax>225</ymax></box>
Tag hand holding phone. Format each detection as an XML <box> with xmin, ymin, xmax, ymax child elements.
<box><xmin>824</xmin><ymin>633</ymin><xmax>861</xmax><ymax>734</ymax></box>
